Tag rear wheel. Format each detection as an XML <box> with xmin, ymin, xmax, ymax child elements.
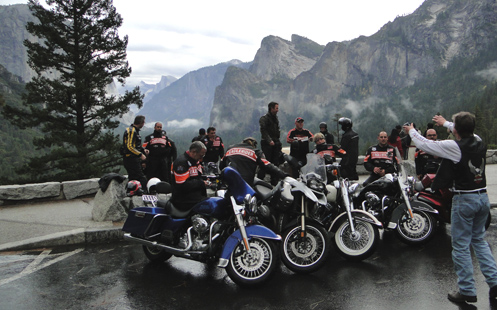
<box><xmin>226</xmin><ymin>237</ymin><xmax>279</xmax><ymax>287</ymax></box>
<box><xmin>334</xmin><ymin>219</ymin><xmax>378</xmax><ymax>262</ymax></box>
<box><xmin>486</xmin><ymin>212</ymin><xmax>492</xmax><ymax>230</ymax></box>
<box><xmin>396</xmin><ymin>210</ymin><xmax>435</xmax><ymax>245</ymax></box>
<box><xmin>142</xmin><ymin>245</ymin><xmax>173</xmax><ymax>263</ymax></box>
<box><xmin>281</xmin><ymin>224</ymin><xmax>330</xmax><ymax>273</ymax></box>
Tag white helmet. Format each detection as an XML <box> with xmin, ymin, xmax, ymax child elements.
<box><xmin>147</xmin><ymin>177</ymin><xmax>161</xmax><ymax>194</ymax></box>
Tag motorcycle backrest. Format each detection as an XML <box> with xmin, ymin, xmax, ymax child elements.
<box><xmin>156</xmin><ymin>181</ymin><xmax>172</xmax><ymax>194</ymax></box>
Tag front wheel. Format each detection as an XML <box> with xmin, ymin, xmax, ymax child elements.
<box><xmin>396</xmin><ymin>209</ymin><xmax>435</xmax><ymax>245</ymax></box>
<box><xmin>142</xmin><ymin>245</ymin><xmax>173</xmax><ymax>263</ymax></box>
<box><xmin>334</xmin><ymin>219</ymin><xmax>379</xmax><ymax>262</ymax></box>
<box><xmin>281</xmin><ymin>224</ymin><xmax>330</xmax><ymax>273</ymax></box>
<box><xmin>225</xmin><ymin>238</ymin><xmax>279</xmax><ymax>287</ymax></box>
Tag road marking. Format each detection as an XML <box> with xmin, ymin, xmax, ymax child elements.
<box><xmin>0</xmin><ymin>248</ymin><xmax>83</xmax><ymax>287</ymax></box>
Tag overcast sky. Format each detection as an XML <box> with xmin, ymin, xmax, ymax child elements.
<box><xmin>1</xmin><ymin>0</ymin><xmax>425</xmax><ymax>86</ymax></box>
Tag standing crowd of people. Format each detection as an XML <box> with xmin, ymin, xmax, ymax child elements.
<box><xmin>122</xmin><ymin>103</ymin><xmax>497</xmax><ymax>304</ymax></box>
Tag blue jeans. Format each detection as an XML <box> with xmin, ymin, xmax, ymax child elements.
<box><xmin>451</xmin><ymin>192</ymin><xmax>497</xmax><ymax>296</ymax></box>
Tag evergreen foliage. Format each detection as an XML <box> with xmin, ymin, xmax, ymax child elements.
<box><xmin>2</xmin><ymin>0</ymin><xmax>143</xmax><ymax>182</ymax></box>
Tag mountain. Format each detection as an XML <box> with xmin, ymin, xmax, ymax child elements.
<box><xmin>0</xmin><ymin>4</ymin><xmax>38</xmax><ymax>82</ymax></box>
<box><xmin>210</xmin><ymin>0</ymin><xmax>497</xmax><ymax>149</ymax></box>
<box><xmin>138</xmin><ymin>59</ymin><xmax>251</xmax><ymax>129</ymax></box>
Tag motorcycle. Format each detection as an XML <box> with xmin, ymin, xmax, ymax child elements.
<box><xmin>414</xmin><ymin>173</ymin><xmax>491</xmax><ymax>230</ymax></box>
<box><xmin>314</xmin><ymin>158</ymin><xmax>382</xmax><ymax>262</ymax></box>
<box><xmin>122</xmin><ymin>166</ymin><xmax>281</xmax><ymax>287</ymax></box>
<box><xmin>352</xmin><ymin>149</ymin><xmax>438</xmax><ymax>245</ymax></box>
<box><xmin>252</xmin><ymin>155</ymin><xmax>331</xmax><ymax>273</ymax></box>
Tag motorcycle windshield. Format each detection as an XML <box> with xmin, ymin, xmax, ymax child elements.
<box><xmin>221</xmin><ymin>166</ymin><xmax>256</xmax><ymax>204</ymax></box>
<box><xmin>301</xmin><ymin>153</ymin><xmax>327</xmax><ymax>184</ymax></box>
<box><xmin>394</xmin><ymin>147</ymin><xmax>409</xmax><ymax>186</ymax></box>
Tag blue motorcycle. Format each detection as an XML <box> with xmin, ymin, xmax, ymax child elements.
<box><xmin>122</xmin><ymin>167</ymin><xmax>281</xmax><ymax>287</ymax></box>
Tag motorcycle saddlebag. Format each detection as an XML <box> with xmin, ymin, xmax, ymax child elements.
<box><xmin>122</xmin><ymin>207</ymin><xmax>169</xmax><ymax>238</ymax></box>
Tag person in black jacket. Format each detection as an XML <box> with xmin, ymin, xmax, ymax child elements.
<box><xmin>221</xmin><ymin>137</ymin><xmax>287</xmax><ymax>186</ymax></box>
<box><xmin>319</xmin><ymin>122</ymin><xmax>334</xmax><ymax>144</ymax></box>
<box><xmin>414</xmin><ymin>128</ymin><xmax>441</xmax><ymax>180</ymax></box>
<box><xmin>144</xmin><ymin>122</ymin><xmax>177</xmax><ymax>183</ymax></box>
<box><xmin>192</xmin><ymin>128</ymin><xmax>206</xmax><ymax>142</ymax></box>
<box><xmin>122</xmin><ymin>115</ymin><xmax>149</xmax><ymax>189</ymax></box>
<box><xmin>338</xmin><ymin>117</ymin><xmax>359</xmax><ymax>180</ymax></box>
<box><xmin>171</xmin><ymin>141</ymin><xmax>208</xmax><ymax>211</ymax></box>
<box><xmin>312</xmin><ymin>133</ymin><xmax>345</xmax><ymax>182</ymax></box>
<box><xmin>363</xmin><ymin>131</ymin><xmax>398</xmax><ymax>186</ymax></box>
<box><xmin>201</xmin><ymin>127</ymin><xmax>224</xmax><ymax>165</ymax></box>
<box><xmin>259</xmin><ymin>101</ymin><xmax>282</xmax><ymax>184</ymax></box>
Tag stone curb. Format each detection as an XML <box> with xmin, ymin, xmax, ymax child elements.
<box><xmin>0</xmin><ymin>227</ymin><xmax>124</xmax><ymax>252</ymax></box>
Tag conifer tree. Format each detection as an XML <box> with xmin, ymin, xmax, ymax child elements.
<box><xmin>2</xmin><ymin>0</ymin><xmax>143</xmax><ymax>182</ymax></box>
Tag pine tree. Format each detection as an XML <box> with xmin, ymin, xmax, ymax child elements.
<box><xmin>2</xmin><ymin>0</ymin><xmax>143</xmax><ymax>182</ymax></box>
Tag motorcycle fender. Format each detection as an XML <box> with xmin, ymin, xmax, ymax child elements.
<box><xmin>218</xmin><ymin>225</ymin><xmax>281</xmax><ymax>268</ymax></box>
<box><xmin>409</xmin><ymin>200</ymin><xmax>439</xmax><ymax>215</ymax></box>
<box><xmin>387</xmin><ymin>200</ymin><xmax>439</xmax><ymax>229</ymax></box>
<box><xmin>328</xmin><ymin>210</ymin><xmax>383</xmax><ymax>233</ymax></box>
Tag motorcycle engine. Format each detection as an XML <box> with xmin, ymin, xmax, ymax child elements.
<box><xmin>190</xmin><ymin>215</ymin><xmax>211</xmax><ymax>250</ymax></box>
<box><xmin>365</xmin><ymin>192</ymin><xmax>381</xmax><ymax>209</ymax></box>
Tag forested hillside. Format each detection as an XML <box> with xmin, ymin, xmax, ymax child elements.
<box><xmin>0</xmin><ymin>65</ymin><xmax>41</xmax><ymax>184</ymax></box>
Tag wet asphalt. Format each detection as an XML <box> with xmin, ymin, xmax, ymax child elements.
<box><xmin>2</xmin><ymin>211</ymin><xmax>497</xmax><ymax>310</ymax></box>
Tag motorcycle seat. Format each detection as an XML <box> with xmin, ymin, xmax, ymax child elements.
<box><xmin>157</xmin><ymin>199</ymin><xmax>191</xmax><ymax>218</ymax></box>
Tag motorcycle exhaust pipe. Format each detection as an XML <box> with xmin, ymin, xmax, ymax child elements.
<box><xmin>123</xmin><ymin>233</ymin><xmax>202</xmax><ymax>257</ymax></box>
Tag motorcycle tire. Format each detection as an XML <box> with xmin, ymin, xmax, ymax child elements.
<box><xmin>334</xmin><ymin>219</ymin><xmax>379</xmax><ymax>262</ymax></box>
<box><xmin>280</xmin><ymin>224</ymin><xmax>330</xmax><ymax>273</ymax></box>
<box><xmin>142</xmin><ymin>245</ymin><xmax>173</xmax><ymax>263</ymax></box>
<box><xmin>396</xmin><ymin>209</ymin><xmax>435</xmax><ymax>245</ymax></box>
<box><xmin>486</xmin><ymin>212</ymin><xmax>492</xmax><ymax>231</ymax></box>
<box><xmin>225</xmin><ymin>237</ymin><xmax>280</xmax><ymax>287</ymax></box>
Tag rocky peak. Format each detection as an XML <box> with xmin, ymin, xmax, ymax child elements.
<box><xmin>249</xmin><ymin>35</ymin><xmax>324</xmax><ymax>81</ymax></box>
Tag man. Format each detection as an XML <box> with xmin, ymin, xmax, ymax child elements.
<box><xmin>192</xmin><ymin>128</ymin><xmax>206</xmax><ymax>142</ymax></box>
<box><xmin>338</xmin><ymin>117</ymin><xmax>359</xmax><ymax>180</ymax></box>
<box><xmin>319</xmin><ymin>122</ymin><xmax>334</xmax><ymax>144</ymax></box>
<box><xmin>363</xmin><ymin>131</ymin><xmax>398</xmax><ymax>186</ymax></box>
<box><xmin>201</xmin><ymin>127</ymin><xmax>224</xmax><ymax>165</ymax></box>
<box><xmin>286</xmin><ymin>117</ymin><xmax>314</xmax><ymax>168</ymax></box>
<box><xmin>122</xmin><ymin>115</ymin><xmax>149</xmax><ymax>190</ymax></box>
<box><xmin>414</xmin><ymin>128</ymin><xmax>441</xmax><ymax>180</ymax></box>
<box><xmin>313</xmin><ymin>133</ymin><xmax>345</xmax><ymax>163</ymax></box>
<box><xmin>259</xmin><ymin>101</ymin><xmax>282</xmax><ymax>184</ymax></box>
<box><xmin>171</xmin><ymin>141</ymin><xmax>209</xmax><ymax>211</ymax></box>
<box><xmin>404</xmin><ymin>112</ymin><xmax>497</xmax><ymax>304</ymax></box>
<box><xmin>143</xmin><ymin>122</ymin><xmax>177</xmax><ymax>183</ymax></box>
<box><xmin>313</xmin><ymin>132</ymin><xmax>345</xmax><ymax>182</ymax></box>
<box><xmin>221</xmin><ymin>137</ymin><xmax>287</xmax><ymax>186</ymax></box>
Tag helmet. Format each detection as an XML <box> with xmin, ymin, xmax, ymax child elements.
<box><xmin>126</xmin><ymin>180</ymin><xmax>143</xmax><ymax>196</ymax></box>
<box><xmin>338</xmin><ymin>117</ymin><xmax>352</xmax><ymax>130</ymax></box>
<box><xmin>147</xmin><ymin>177</ymin><xmax>161</xmax><ymax>194</ymax></box>
<box><xmin>319</xmin><ymin>122</ymin><xmax>327</xmax><ymax>129</ymax></box>
<box><xmin>242</xmin><ymin>137</ymin><xmax>258</xmax><ymax>148</ymax></box>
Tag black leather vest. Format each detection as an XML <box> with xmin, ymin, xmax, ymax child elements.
<box><xmin>453</xmin><ymin>137</ymin><xmax>486</xmax><ymax>191</ymax></box>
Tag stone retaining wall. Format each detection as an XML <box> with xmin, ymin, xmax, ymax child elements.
<box><xmin>1</xmin><ymin>150</ymin><xmax>496</xmax><ymax>204</ymax></box>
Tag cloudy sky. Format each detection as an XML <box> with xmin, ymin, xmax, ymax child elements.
<box><xmin>1</xmin><ymin>0</ymin><xmax>425</xmax><ymax>86</ymax></box>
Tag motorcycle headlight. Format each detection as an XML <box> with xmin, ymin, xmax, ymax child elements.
<box><xmin>308</xmin><ymin>178</ymin><xmax>325</xmax><ymax>192</ymax></box>
<box><xmin>244</xmin><ymin>194</ymin><xmax>258</xmax><ymax>214</ymax></box>
<box><xmin>348</xmin><ymin>182</ymin><xmax>359</xmax><ymax>194</ymax></box>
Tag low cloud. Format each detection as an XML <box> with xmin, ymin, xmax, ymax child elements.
<box><xmin>167</xmin><ymin>118</ymin><xmax>203</xmax><ymax>129</ymax></box>
<box><xmin>476</xmin><ymin>62</ymin><xmax>497</xmax><ymax>81</ymax></box>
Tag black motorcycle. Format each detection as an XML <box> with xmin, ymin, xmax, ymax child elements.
<box><xmin>352</xmin><ymin>150</ymin><xmax>438</xmax><ymax>245</ymax></box>
<box><xmin>253</xmin><ymin>157</ymin><xmax>331</xmax><ymax>274</ymax></box>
